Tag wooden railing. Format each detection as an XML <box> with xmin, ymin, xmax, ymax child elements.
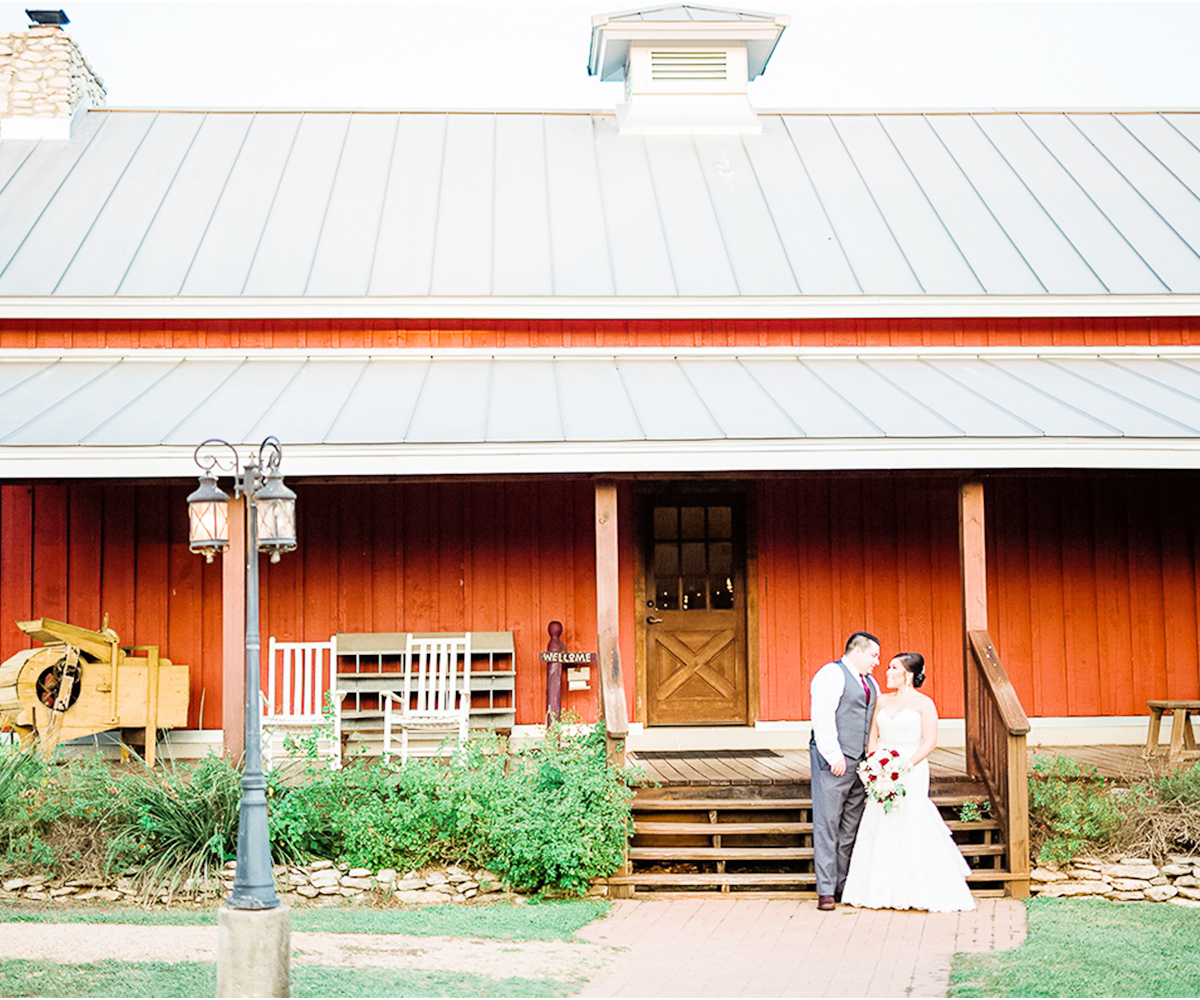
<box><xmin>966</xmin><ymin>630</ymin><xmax>1031</xmax><ymax>897</ymax></box>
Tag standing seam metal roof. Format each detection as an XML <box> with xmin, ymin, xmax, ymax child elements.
<box><xmin>5</xmin><ymin>109</ymin><xmax>1200</xmax><ymax>305</ymax></box>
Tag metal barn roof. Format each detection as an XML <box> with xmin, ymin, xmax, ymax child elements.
<box><xmin>4</xmin><ymin>109</ymin><xmax>1200</xmax><ymax>319</ymax></box>
<box><xmin>3</xmin><ymin>347</ymin><xmax>1200</xmax><ymax>477</ymax></box>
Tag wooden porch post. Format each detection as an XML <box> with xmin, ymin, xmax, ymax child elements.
<box><xmin>960</xmin><ymin>480</ymin><xmax>986</xmax><ymax>779</ymax></box>
<box><xmin>595</xmin><ymin>480</ymin><xmax>632</xmax><ymax>900</ymax></box>
<box><xmin>595</xmin><ymin>480</ymin><xmax>628</xmax><ymax>758</ymax></box>
<box><xmin>222</xmin><ymin>495</ymin><xmax>246</xmax><ymax>760</ymax></box>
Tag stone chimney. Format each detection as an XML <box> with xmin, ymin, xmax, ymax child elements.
<box><xmin>588</xmin><ymin>4</ymin><xmax>788</xmax><ymax>135</ymax></box>
<box><xmin>0</xmin><ymin>20</ymin><xmax>105</xmax><ymax>140</ymax></box>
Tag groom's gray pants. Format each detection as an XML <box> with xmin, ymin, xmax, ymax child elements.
<box><xmin>810</xmin><ymin>745</ymin><xmax>867</xmax><ymax>897</ymax></box>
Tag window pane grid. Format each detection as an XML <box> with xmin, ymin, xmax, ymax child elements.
<box><xmin>651</xmin><ymin>504</ymin><xmax>735</xmax><ymax>612</ymax></box>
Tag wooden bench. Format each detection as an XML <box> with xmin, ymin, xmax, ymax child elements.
<box><xmin>1143</xmin><ymin>700</ymin><xmax>1200</xmax><ymax>764</ymax></box>
<box><xmin>334</xmin><ymin>631</ymin><xmax>516</xmax><ymax>740</ymax></box>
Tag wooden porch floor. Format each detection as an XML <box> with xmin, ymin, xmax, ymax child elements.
<box><xmin>628</xmin><ymin>745</ymin><xmax>1169</xmax><ymax>787</ymax></box>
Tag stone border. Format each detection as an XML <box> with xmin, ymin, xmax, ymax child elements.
<box><xmin>1031</xmin><ymin>855</ymin><xmax>1200</xmax><ymax>907</ymax></box>
<box><xmin>0</xmin><ymin>861</ymin><xmax>605</xmax><ymax>907</ymax></box>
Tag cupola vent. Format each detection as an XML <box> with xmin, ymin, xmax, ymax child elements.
<box><xmin>589</xmin><ymin>4</ymin><xmax>789</xmax><ymax>135</ymax></box>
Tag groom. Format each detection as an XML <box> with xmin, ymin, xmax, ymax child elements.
<box><xmin>809</xmin><ymin>630</ymin><xmax>881</xmax><ymax>911</ymax></box>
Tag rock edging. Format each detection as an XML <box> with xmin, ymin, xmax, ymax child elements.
<box><xmin>0</xmin><ymin>861</ymin><xmax>608</xmax><ymax>907</ymax></box>
<box><xmin>1031</xmin><ymin>855</ymin><xmax>1200</xmax><ymax>908</ymax></box>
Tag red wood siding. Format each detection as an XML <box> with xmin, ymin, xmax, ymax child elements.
<box><xmin>757</xmin><ymin>477</ymin><xmax>966</xmax><ymax>720</ymax></box>
<box><xmin>258</xmin><ymin>480</ymin><xmax>609</xmax><ymax>726</ymax></box>
<box><xmin>4</xmin><ymin>473</ymin><xmax>1198</xmax><ymax>730</ymax></box>
<box><xmin>3</xmin><ymin>316</ymin><xmax>1200</xmax><ymax>350</ymax></box>
<box><xmin>756</xmin><ymin>472</ymin><xmax>1200</xmax><ymax>723</ymax></box>
<box><xmin>985</xmin><ymin>474</ymin><xmax>1200</xmax><ymax>718</ymax></box>
<box><xmin>1</xmin><ymin>482</ymin><xmax>222</xmax><ymax>729</ymax></box>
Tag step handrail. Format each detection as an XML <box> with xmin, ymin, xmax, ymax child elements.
<box><xmin>966</xmin><ymin>630</ymin><xmax>1030</xmax><ymax>897</ymax></box>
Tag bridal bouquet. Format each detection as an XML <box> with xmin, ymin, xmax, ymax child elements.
<box><xmin>857</xmin><ymin>748</ymin><xmax>910</xmax><ymax>813</ymax></box>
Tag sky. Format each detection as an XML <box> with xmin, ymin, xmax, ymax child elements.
<box><xmin>3</xmin><ymin>1</ymin><xmax>1200</xmax><ymax>111</ymax></box>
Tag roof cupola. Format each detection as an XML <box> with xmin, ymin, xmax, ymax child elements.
<box><xmin>588</xmin><ymin>4</ymin><xmax>788</xmax><ymax>134</ymax></box>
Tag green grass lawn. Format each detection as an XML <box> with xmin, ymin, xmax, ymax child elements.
<box><xmin>0</xmin><ymin>960</ymin><xmax>573</xmax><ymax>998</ymax></box>
<box><xmin>0</xmin><ymin>897</ymin><xmax>607</xmax><ymax>939</ymax></box>
<box><xmin>951</xmin><ymin>898</ymin><xmax>1200</xmax><ymax>998</ymax></box>
<box><xmin>0</xmin><ymin>899</ymin><xmax>609</xmax><ymax>997</ymax></box>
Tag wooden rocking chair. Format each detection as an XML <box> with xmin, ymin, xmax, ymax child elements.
<box><xmin>263</xmin><ymin>635</ymin><xmax>341</xmax><ymax>769</ymax></box>
<box><xmin>382</xmin><ymin>633</ymin><xmax>472</xmax><ymax>761</ymax></box>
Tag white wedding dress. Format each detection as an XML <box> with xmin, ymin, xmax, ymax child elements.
<box><xmin>840</xmin><ymin>707</ymin><xmax>976</xmax><ymax>911</ymax></box>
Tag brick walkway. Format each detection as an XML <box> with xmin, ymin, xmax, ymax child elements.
<box><xmin>575</xmin><ymin>897</ymin><xmax>1026</xmax><ymax>998</ymax></box>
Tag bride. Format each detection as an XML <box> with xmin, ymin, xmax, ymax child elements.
<box><xmin>840</xmin><ymin>652</ymin><xmax>975</xmax><ymax>912</ymax></box>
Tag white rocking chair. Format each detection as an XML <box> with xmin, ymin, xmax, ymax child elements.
<box><xmin>263</xmin><ymin>635</ymin><xmax>341</xmax><ymax>769</ymax></box>
<box><xmin>383</xmin><ymin>633</ymin><xmax>472</xmax><ymax>762</ymax></box>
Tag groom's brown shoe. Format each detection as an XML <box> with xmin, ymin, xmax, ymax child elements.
<box><xmin>817</xmin><ymin>895</ymin><xmax>835</xmax><ymax>911</ymax></box>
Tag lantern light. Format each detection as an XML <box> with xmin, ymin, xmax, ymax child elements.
<box><xmin>186</xmin><ymin>472</ymin><xmax>231</xmax><ymax>562</ymax></box>
<box><xmin>254</xmin><ymin>472</ymin><xmax>297</xmax><ymax>563</ymax></box>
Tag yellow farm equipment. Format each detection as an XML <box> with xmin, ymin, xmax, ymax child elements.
<box><xmin>0</xmin><ymin>618</ymin><xmax>189</xmax><ymax>765</ymax></box>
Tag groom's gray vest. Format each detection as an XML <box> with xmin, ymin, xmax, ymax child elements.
<box><xmin>833</xmin><ymin>659</ymin><xmax>873</xmax><ymax>761</ymax></box>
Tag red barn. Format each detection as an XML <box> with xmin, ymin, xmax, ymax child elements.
<box><xmin>3</xmin><ymin>5</ymin><xmax>1200</xmax><ymax>893</ymax></box>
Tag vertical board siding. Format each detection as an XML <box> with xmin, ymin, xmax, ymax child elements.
<box><xmin>986</xmin><ymin>473</ymin><xmax>1200</xmax><ymax>717</ymax></box>
<box><xmin>258</xmin><ymin>480</ymin><xmax>602</xmax><ymax>726</ymax></box>
<box><xmin>0</xmin><ymin>482</ymin><xmax>223</xmax><ymax>729</ymax></box>
<box><xmin>757</xmin><ymin>477</ymin><xmax>966</xmax><ymax>721</ymax></box>
<box><xmin>4</xmin><ymin>473</ymin><xmax>1199</xmax><ymax>733</ymax></box>
<box><xmin>3</xmin><ymin>316</ymin><xmax>1200</xmax><ymax>350</ymax></box>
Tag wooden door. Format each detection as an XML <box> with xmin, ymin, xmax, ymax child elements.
<box><xmin>645</xmin><ymin>500</ymin><xmax>747</xmax><ymax>725</ymax></box>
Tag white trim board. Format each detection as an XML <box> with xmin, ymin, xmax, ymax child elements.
<box><xmin>3</xmin><ymin>294</ymin><xmax>1200</xmax><ymax>321</ymax></box>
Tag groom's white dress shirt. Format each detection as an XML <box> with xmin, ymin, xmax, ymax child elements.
<box><xmin>810</xmin><ymin>659</ymin><xmax>879</xmax><ymax>771</ymax></box>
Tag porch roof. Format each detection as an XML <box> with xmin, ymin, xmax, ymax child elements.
<box><xmin>4</xmin><ymin>109</ymin><xmax>1200</xmax><ymax>320</ymax></box>
<box><xmin>2</xmin><ymin>346</ymin><xmax>1200</xmax><ymax>477</ymax></box>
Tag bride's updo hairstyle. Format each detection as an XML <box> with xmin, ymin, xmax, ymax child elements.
<box><xmin>895</xmin><ymin>652</ymin><xmax>926</xmax><ymax>688</ymax></box>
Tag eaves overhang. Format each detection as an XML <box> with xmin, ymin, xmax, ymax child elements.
<box><xmin>2</xmin><ymin>345</ymin><xmax>1200</xmax><ymax>479</ymax></box>
<box><xmin>3</xmin><ymin>295</ymin><xmax>1200</xmax><ymax>321</ymax></box>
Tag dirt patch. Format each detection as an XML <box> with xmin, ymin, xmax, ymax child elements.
<box><xmin>0</xmin><ymin>922</ymin><xmax>617</xmax><ymax>984</ymax></box>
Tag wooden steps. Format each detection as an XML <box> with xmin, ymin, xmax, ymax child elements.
<box><xmin>607</xmin><ymin>781</ymin><xmax>1021</xmax><ymax>897</ymax></box>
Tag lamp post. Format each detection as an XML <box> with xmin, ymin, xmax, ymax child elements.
<box><xmin>187</xmin><ymin>436</ymin><xmax>295</xmax><ymax>997</ymax></box>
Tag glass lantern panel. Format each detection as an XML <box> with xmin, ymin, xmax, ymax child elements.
<box><xmin>257</xmin><ymin>498</ymin><xmax>297</xmax><ymax>547</ymax></box>
<box><xmin>189</xmin><ymin>500</ymin><xmax>228</xmax><ymax>547</ymax></box>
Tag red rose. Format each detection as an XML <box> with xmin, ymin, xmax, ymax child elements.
<box><xmin>890</xmin><ymin>749</ymin><xmax>899</xmax><ymax>758</ymax></box>
<box><xmin>890</xmin><ymin>771</ymin><xmax>900</xmax><ymax>780</ymax></box>
<box><xmin>869</xmin><ymin>774</ymin><xmax>877</xmax><ymax>781</ymax></box>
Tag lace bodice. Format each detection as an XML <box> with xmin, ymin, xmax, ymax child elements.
<box><xmin>876</xmin><ymin>706</ymin><xmax>923</xmax><ymax>756</ymax></box>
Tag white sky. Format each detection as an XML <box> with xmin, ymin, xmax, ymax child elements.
<box><xmin>4</xmin><ymin>1</ymin><xmax>1200</xmax><ymax>111</ymax></box>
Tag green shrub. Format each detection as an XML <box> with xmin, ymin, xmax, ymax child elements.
<box><xmin>478</xmin><ymin>723</ymin><xmax>634</xmax><ymax>895</ymax></box>
<box><xmin>269</xmin><ymin>720</ymin><xmax>634</xmax><ymax>894</ymax></box>
<box><xmin>1028</xmin><ymin>753</ymin><xmax>1123</xmax><ymax>864</ymax></box>
<box><xmin>1147</xmin><ymin>761</ymin><xmax>1200</xmax><ymax>808</ymax></box>
<box><xmin>1</xmin><ymin>721</ymin><xmax>635</xmax><ymax>898</ymax></box>
<box><xmin>0</xmin><ymin>744</ymin><xmax>117</xmax><ymax>876</ymax></box>
<box><xmin>106</xmin><ymin>753</ymin><xmax>242</xmax><ymax>897</ymax></box>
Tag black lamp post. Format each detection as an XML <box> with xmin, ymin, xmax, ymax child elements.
<box><xmin>187</xmin><ymin>436</ymin><xmax>296</xmax><ymax>910</ymax></box>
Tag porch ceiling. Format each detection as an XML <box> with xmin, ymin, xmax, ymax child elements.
<box><xmin>3</xmin><ymin>345</ymin><xmax>1200</xmax><ymax>477</ymax></box>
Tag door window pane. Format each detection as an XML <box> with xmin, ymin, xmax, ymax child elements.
<box><xmin>681</xmin><ymin>541</ymin><xmax>707</xmax><ymax>577</ymax></box>
<box><xmin>682</xmin><ymin>578</ymin><xmax>706</xmax><ymax>611</ymax></box>
<box><xmin>709</xmin><ymin>506</ymin><xmax>732</xmax><ymax>539</ymax></box>
<box><xmin>681</xmin><ymin>506</ymin><xmax>705</xmax><ymax>539</ymax></box>
<box><xmin>710</xmin><ymin>576</ymin><xmax>734</xmax><ymax>609</ymax></box>
<box><xmin>654</xmin><ymin>507</ymin><xmax>678</xmax><ymax>540</ymax></box>
<box><xmin>709</xmin><ymin>541</ymin><xmax>732</xmax><ymax>575</ymax></box>
<box><xmin>655</xmin><ymin>543</ymin><xmax>679</xmax><ymax>577</ymax></box>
